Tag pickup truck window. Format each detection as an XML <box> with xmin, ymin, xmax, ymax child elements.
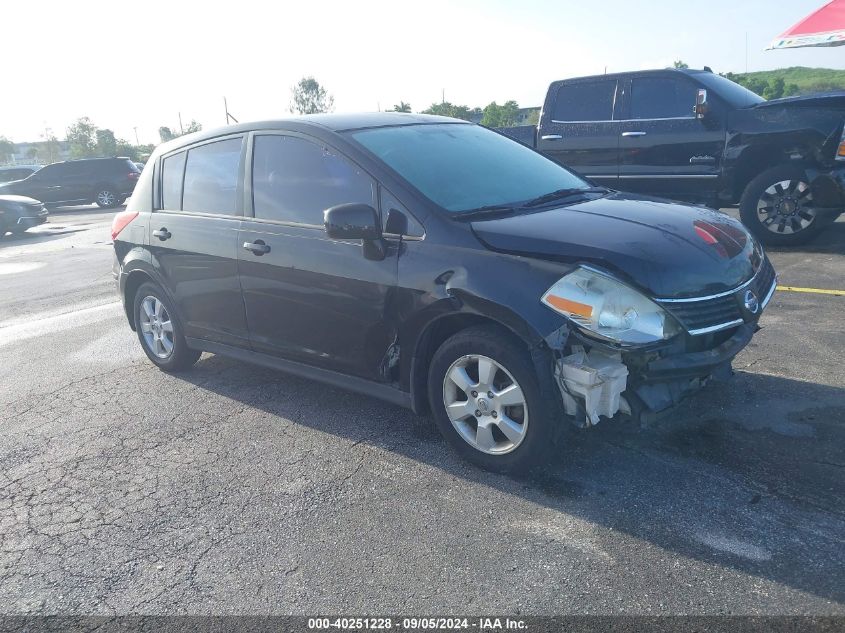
<box><xmin>350</xmin><ymin>123</ymin><xmax>588</xmax><ymax>213</ymax></box>
<box><xmin>696</xmin><ymin>72</ymin><xmax>765</xmax><ymax>108</ymax></box>
<box><xmin>630</xmin><ymin>76</ymin><xmax>696</xmax><ymax>120</ymax></box>
<box><xmin>552</xmin><ymin>80</ymin><xmax>617</xmax><ymax>122</ymax></box>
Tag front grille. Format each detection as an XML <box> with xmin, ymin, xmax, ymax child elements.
<box><xmin>657</xmin><ymin>258</ymin><xmax>776</xmax><ymax>335</ymax></box>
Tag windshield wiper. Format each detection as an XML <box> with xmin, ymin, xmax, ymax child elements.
<box><xmin>453</xmin><ymin>205</ymin><xmax>516</xmax><ymax>221</ymax></box>
<box><xmin>521</xmin><ymin>186</ymin><xmax>610</xmax><ymax>208</ymax></box>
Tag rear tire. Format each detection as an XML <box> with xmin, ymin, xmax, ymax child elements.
<box><xmin>133</xmin><ymin>282</ymin><xmax>201</xmax><ymax>372</ymax></box>
<box><xmin>739</xmin><ymin>165</ymin><xmax>823</xmax><ymax>246</ymax></box>
<box><xmin>427</xmin><ymin>324</ymin><xmax>559</xmax><ymax>473</ymax></box>
<box><xmin>95</xmin><ymin>186</ymin><xmax>120</xmax><ymax>209</ymax></box>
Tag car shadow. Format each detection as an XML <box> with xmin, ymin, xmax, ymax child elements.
<box><xmin>767</xmin><ymin>218</ymin><xmax>845</xmax><ymax>256</ymax></box>
<box><xmin>174</xmin><ymin>356</ymin><xmax>845</xmax><ymax>604</ymax></box>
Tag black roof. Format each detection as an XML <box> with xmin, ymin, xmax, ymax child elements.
<box><xmin>158</xmin><ymin>112</ymin><xmax>465</xmax><ymax>154</ymax></box>
<box><xmin>550</xmin><ymin>67</ymin><xmax>713</xmax><ymax>85</ymax></box>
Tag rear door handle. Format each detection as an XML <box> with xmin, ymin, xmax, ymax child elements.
<box><xmin>540</xmin><ymin>134</ymin><xmax>563</xmax><ymax>140</ymax></box>
<box><xmin>621</xmin><ymin>131</ymin><xmax>647</xmax><ymax>137</ymax></box>
<box><xmin>243</xmin><ymin>240</ymin><xmax>271</xmax><ymax>255</ymax></box>
<box><xmin>153</xmin><ymin>228</ymin><xmax>171</xmax><ymax>240</ymax></box>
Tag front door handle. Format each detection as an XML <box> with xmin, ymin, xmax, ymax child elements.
<box><xmin>621</xmin><ymin>131</ymin><xmax>647</xmax><ymax>137</ymax></box>
<box><xmin>243</xmin><ymin>240</ymin><xmax>271</xmax><ymax>255</ymax></box>
<box><xmin>540</xmin><ymin>134</ymin><xmax>563</xmax><ymax>140</ymax></box>
<box><xmin>153</xmin><ymin>228</ymin><xmax>171</xmax><ymax>241</ymax></box>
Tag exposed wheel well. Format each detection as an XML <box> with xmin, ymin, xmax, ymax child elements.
<box><xmin>731</xmin><ymin>147</ymin><xmax>805</xmax><ymax>202</ymax></box>
<box><xmin>122</xmin><ymin>270</ymin><xmax>155</xmax><ymax>330</ymax></box>
<box><xmin>408</xmin><ymin>313</ymin><xmax>531</xmax><ymax>415</ymax></box>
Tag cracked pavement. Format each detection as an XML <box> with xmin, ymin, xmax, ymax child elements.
<box><xmin>0</xmin><ymin>206</ymin><xmax>843</xmax><ymax>615</ymax></box>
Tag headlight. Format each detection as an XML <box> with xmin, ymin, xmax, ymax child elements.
<box><xmin>541</xmin><ymin>267</ymin><xmax>681</xmax><ymax>345</ymax></box>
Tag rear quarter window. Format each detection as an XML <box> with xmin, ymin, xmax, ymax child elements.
<box><xmin>160</xmin><ymin>151</ymin><xmax>187</xmax><ymax>210</ymax></box>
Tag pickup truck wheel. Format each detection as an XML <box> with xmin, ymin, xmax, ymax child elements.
<box><xmin>427</xmin><ymin>324</ymin><xmax>558</xmax><ymax>473</ymax></box>
<box><xmin>740</xmin><ymin>165</ymin><xmax>822</xmax><ymax>246</ymax></box>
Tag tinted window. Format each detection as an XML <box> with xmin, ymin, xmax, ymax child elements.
<box><xmin>630</xmin><ymin>76</ymin><xmax>696</xmax><ymax>119</ymax></box>
<box><xmin>182</xmin><ymin>138</ymin><xmax>243</xmax><ymax>214</ymax></box>
<box><xmin>696</xmin><ymin>72</ymin><xmax>765</xmax><ymax>108</ymax></box>
<box><xmin>161</xmin><ymin>151</ymin><xmax>186</xmax><ymax>210</ymax></box>
<box><xmin>350</xmin><ymin>124</ymin><xmax>589</xmax><ymax>213</ymax></box>
<box><xmin>252</xmin><ymin>135</ymin><xmax>374</xmax><ymax>225</ymax></box>
<box><xmin>552</xmin><ymin>80</ymin><xmax>617</xmax><ymax>121</ymax></box>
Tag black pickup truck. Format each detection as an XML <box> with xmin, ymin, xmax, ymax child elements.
<box><xmin>498</xmin><ymin>68</ymin><xmax>845</xmax><ymax>245</ymax></box>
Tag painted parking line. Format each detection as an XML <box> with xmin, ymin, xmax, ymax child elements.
<box><xmin>776</xmin><ymin>285</ymin><xmax>845</xmax><ymax>297</ymax></box>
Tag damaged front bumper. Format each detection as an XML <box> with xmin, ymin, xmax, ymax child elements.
<box><xmin>554</xmin><ymin>323</ymin><xmax>758</xmax><ymax>427</ymax></box>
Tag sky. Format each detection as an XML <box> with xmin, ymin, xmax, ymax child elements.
<box><xmin>2</xmin><ymin>0</ymin><xmax>844</xmax><ymax>145</ymax></box>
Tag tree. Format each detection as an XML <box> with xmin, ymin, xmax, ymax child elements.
<box><xmin>784</xmin><ymin>83</ymin><xmax>800</xmax><ymax>97</ymax></box>
<box><xmin>480</xmin><ymin>100</ymin><xmax>520</xmax><ymax>127</ymax></box>
<box><xmin>673</xmin><ymin>60</ymin><xmax>689</xmax><ymax>69</ymax></box>
<box><xmin>392</xmin><ymin>101</ymin><xmax>412</xmax><ymax>113</ymax></box>
<box><xmin>421</xmin><ymin>102</ymin><xmax>474</xmax><ymax>121</ymax></box>
<box><xmin>763</xmin><ymin>77</ymin><xmax>785</xmax><ymax>100</ymax></box>
<box><xmin>159</xmin><ymin>126</ymin><xmax>176</xmax><ymax>142</ymax></box>
<box><xmin>0</xmin><ymin>136</ymin><xmax>14</xmax><ymax>163</ymax></box>
<box><xmin>183</xmin><ymin>119</ymin><xmax>202</xmax><ymax>134</ymax></box>
<box><xmin>40</xmin><ymin>129</ymin><xmax>61</xmax><ymax>164</ymax></box>
<box><xmin>290</xmin><ymin>76</ymin><xmax>334</xmax><ymax>115</ymax></box>
<box><xmin>95</xmin><ymin>129</ymin><xmax>117</xmax><ymax>157</ymax></box>
<box><xmin>66</xmin><ymin>117</ymin><xmax>97</xmax><ymax>158</ymax></box>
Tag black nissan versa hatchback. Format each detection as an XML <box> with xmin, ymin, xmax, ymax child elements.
<box><xmin>112</xmin><ymin>113</ymin><xmax>776</xmax><ymax>472</ymax></box>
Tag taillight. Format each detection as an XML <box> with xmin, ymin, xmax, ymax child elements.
<box><xmin>836</xmin><ymin>124</ymin><xmax>845</xmax><ymax>161</ymax></box>
<box><xmin>111</xmin><ymin>210</ymin><xmax>139</xmax><ymax>240</ymax></box>
<box><xmin>128</xmin><ymin>171</ymin><xmax>140</xmax><ymax>179</ymax></box>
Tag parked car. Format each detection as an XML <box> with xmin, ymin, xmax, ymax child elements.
<box><xmin>0</xmin><ymin>157</ymin><xmax>140</xmax><ymax>208</ymax></box>
<box><xmin>112</xmin><ymin>114</ymin><xmax>775</xmax><ymax>472</ymax></box>
<box><xmin>0</xmin><ymin>165</ymin><xmax>41</xmax><ymax>183</ymax></box>
<box><xmin>0</xmin><ymin>195</ymin><xmax>48</xmax><ymax>235</ymax></box>
<box><xmin>496</xmin><ymin>67</ymin><xmax>845</xmax><ymax>245</ymax></box>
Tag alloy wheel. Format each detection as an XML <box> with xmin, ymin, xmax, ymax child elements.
<box><xmin>97</xmin><ymin>190</ymin><xmax>116</xmax><ymax>207</ymax></box>
<box><xmin>756</xmin><ymin>179</ymin><xmax>816</xmax><ymax>235</ymax></box>
<box><xmin>139</xmin><ymin>295</ymin><xmax>174</xmax><ymax>359</ymax></box>
<box><xmin>442</xmin><ymin>354</ymin><xmax>529</xmax><ymax>455</ymax></box>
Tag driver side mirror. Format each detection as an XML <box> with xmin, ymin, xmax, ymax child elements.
<box><xmin>694</xmin><ymin>89</ymin><xmax>709</xmax><ymax>119</ymax></box>
<box><xmin>324</xmin><ymin>203</ymin><xmax>385</xmax><ymax>260</ymax></box>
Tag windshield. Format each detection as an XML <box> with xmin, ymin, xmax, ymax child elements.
<box><xmin>696</xmin><ymin>73</ymin><xmax>765</xmax><ymax>109</ymax></box>
<box><xmin>349</xmin><ymin>123</ymin><xmax>589</xmax><ymax>213</ymax></box>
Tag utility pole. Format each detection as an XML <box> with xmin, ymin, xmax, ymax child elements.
<box><xmin>178</xmin><ymin>112</ymin><xmax>184</xmax><ymax>135</ymax></box>
<box><xmin>442</xmin><ymin>88</ymin><xmax>445</xmax><ymax>104</ymax></box>
<box><xmin>133</xmin><ymin>127</ymin><xmax>139</xmax><ymax>145</ymax></box>
<box><xmin>223</xmin><ymin>97</ymin><xmax>239</xmax><ymax>124</ymax></box>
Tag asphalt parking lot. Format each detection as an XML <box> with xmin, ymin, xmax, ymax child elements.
<box><xmin>0</xmin><ymin>206</ymin><xmax>843</xmax><ymax>615</ymax></box>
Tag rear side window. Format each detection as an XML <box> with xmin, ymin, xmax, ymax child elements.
<box><xmin>252</xmin><ymin>135</ymin><xmax>374</xmax><ymax>225</ymax></box>
<box><xmin>161</xmin><ymin>151</ymin><xmax>186</xmax><ymax>210</ymax></box>
<box><xmin>630</xmin><ymin>76</ymin><xmax>696</xmax><ymax>119</ymax></box>
<box><xmin>552</xmin><ymin>80</ymin><xmax>617</xmax><ymax>122</ymax></box>
<box><xmin>182</xmin><ymin>138</ymin><xmax>243</xmax><ymax>215</ymax></box>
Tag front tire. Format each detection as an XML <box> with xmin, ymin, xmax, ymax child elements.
<box><xmin>133</xmin><ymin>282</ymin><xmax>201</xmax><ymax>372</ymax></box>
<box><xmin>427</xmin><ymin>324</ymin><xmax>559</xmax><ymax>473</ymax></box>
<box><xmin>739</xmin><ymin>165</ymin><xmax>822</xmax><ymax>246</ymax></box>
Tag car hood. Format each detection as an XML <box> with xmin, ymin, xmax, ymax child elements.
<box><xmin>750</xmin><ymin>91</ymin><xmax>845</xmax><ymax>111</ymax></box>
<box><xmin>0</xmin><ymin>194</ymin><xmax>42</xmax><ymax>207</ymax></box>
<box><xmin>470</xmin><ymin>193</ymin><xmax>764</xmax><ymax>299</ymax></box>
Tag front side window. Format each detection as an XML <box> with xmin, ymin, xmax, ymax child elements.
<box><xmin>350</xmin><ymin>123</ymin><xmax>589</xmax><ymax>213</ymax></box>
<box><xmin>160</xmin><ymin>151</ymin><xmax>186</xmax><ymax>210</ymax></box>
<box><xmin>552</xmin><ymin>80</ymin><xmax>617</xmax><ymax>122</ymax></box>
<box><xmin>182</xmin><ymin>138</ymin><xmax>243</xmax><ymax>214</ymax></box>
<box><xmin>630</xmin><ymin>77</ymin><xmax>696</xmax><ymax>119</ymax></box>
<box><xmin>252</xmin><ymin>135</ymin><xmax>375</xmax><ymax>225</ymax></box>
